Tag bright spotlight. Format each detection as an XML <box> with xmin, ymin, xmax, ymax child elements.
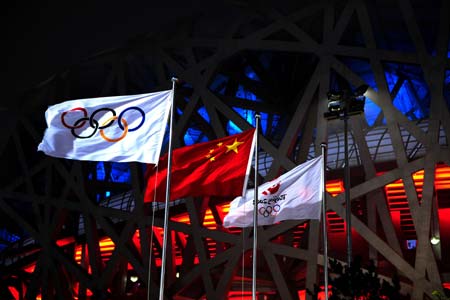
<box><xmin>430</xmin><ymin>236</ymin><xmax>440</xmax><ymax>245</ymax></box>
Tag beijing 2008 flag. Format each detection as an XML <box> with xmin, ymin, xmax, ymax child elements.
<box><xmin>223</xmin><ymin>155</ymin><xmax>323</xmax><ymax>228</ymax></box>
<box><xmin>37</xmin><ymin>90</ymin><xmax>172</xmax><ymax>163</ymax></box>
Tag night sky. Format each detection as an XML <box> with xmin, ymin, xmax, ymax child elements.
<box><xmin>4</xmin><ymin>1</ymin><xmax>200</xmax><ymax>103</ymax></box>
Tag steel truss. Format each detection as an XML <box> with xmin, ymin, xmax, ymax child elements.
<box><xmin>1</xmin><ymin>0</ymin><xmax>450</xmax><ymax>299</ymax></box>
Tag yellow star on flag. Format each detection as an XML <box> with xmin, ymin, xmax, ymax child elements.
<box><xmin>226</xmin><ymin>138</ymin><xmax>244</xmax><ymax>154</ymax></box>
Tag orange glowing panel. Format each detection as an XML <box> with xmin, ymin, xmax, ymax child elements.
<box><xmin>203</xmin><ymin>208</ymin><xmax>217</xmax><ymax>229</ymax></box>
<box><xmin>74</xmin><ymin>245</ymin><xmax>83</xmax><ymax>263</ymax></box>
<box><xmin>171</xmin><ymin>209</ymin><xmax>218</xmax><ymax>229</ymax></box>
<box><xmin>172</xmin><ymin>212</ymin><xmax>190</xmax><ymax>225</ymax></box>
<box><xmin>326</xmin><ymin>180</ymin><xmax>344</xmax><ymax>196</ymax></box>
<box><xmin>385</xmin><ymin>182</ymin><xmax>405</xmax><ymax>189</ymax></box>
<box><xmin>384</xmin><ymin>165</ymin><xmax>450</xmax><ymax>195</ymax></box>
<box><xmin>412</xmin><ymin>170</ymin><xmax>424</xmax><ymax>181</ymax></box>
<box><xmin>73</xmin><ymin>238</ymin><xmax>115</xmax><ymax>265</ymax></box>
<box><xmin>384</xmin><ymin>178</ymin><xmax>408</xmax><ymax>210</ymax></box>
<box><xmin>99</xmin><ymin>237</ymin><xmax>115</xmax><ymax>248</ymax></box>
<box><xmin>384</xmin><ymin>165</ymin><xmax>450</xmax><ymax>201</ymax></box>
<box><xmin>221</xmin><ymin>203</ymin><xmax>230</xmax><ymax>213</ymax></box>
<box><xmin>99</xmin><ymin>237</ymin><xmax>115</xmax><ymax>253</ymax></box>
<box><xmin>215</xmin><ymin>202</ymin><xmax>233</xmax><ymax>225</ymax></box>
<box><xmin>382</xmin><ymin>165</ymin><xmax>450</xmax><ymax>219</ymax></box>
<box><xmin>435</xmin><ymin>165</ymin><xmax>450</xmax><ymax>189</ymax></box>
<box><xmin>98</xmin><ymin>237</ymin><xmax>115</xmax><ymax>262</ymax></box>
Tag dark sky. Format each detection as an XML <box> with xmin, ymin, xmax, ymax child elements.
<box><xmin>4</xmin><ymin>1</ymin><xmax>199</xmax><ymax>102</ymax></box>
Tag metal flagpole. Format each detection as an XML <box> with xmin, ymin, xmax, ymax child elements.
<box><xmin>158</xmin><ymin>77</ymin><xmax>177</xmax><ymax>300</ymax></box>
<box><xmin>252</xmin><ymin>114</ymin><xmax>260</xmax><ymax>300</ymax></box>
<box><xmin>343</xmin><ymin>109</ymin><xmax>352</xmax><ymax>268</ymax></box>
<box><xmin>320</xmin><ymin>143</ymin><xmax>329</xmax><ymax>300</ymax></box>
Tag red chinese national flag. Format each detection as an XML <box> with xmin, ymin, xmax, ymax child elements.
<box><xmin>144</xmin><ymin>129</ymin><xmax>255</xmax><ymax>202</ymax></box>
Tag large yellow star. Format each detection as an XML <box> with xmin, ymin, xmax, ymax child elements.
<box><xmin>225</xmin><ymin>138</ymin><xmax>244</xmax><ymax>154</ymax></box>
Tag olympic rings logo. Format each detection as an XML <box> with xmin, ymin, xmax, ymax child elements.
<box><xmin>60</xmin><ymin>106</ymin><xmax>145</xmax><ymax>142</ymax></box>
<box><xmin>258</xmin><ymin>204</ymin><xmax>280</xmax><ymax>217</ymax></box>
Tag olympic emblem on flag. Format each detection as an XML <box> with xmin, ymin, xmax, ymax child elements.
<box><xmin>258</xmin><ymin>181</ymin><xmax>284</xmax><ymax>217</ymax></box>
<box><xmin>60</xmin><ymin>106</ymin><xmax>145</xmax><ymax>142</ymax></box>
<box><xmin>258</xmin><ymin>204</ymin><xmax>281</xmax><ymax>217</ymax></box>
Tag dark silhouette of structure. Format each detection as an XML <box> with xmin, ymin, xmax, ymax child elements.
<box><xmin>1</xmin><ymin>0</ymin><xmax>449</xmax><ymax>299</ymax></box>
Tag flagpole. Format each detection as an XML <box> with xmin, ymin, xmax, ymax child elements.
<box><xmin>321</xmin><ymin>143</ymin><xmax>329</xmax><ymax>300</ymax></box>
<box><xmin>158</xmin><ymin>78</ymin><xmax>177</xmax><ymax>300</ymax></box>
<box><xmin>252</xmin><ymin>114</ymin><xmax>260</xmax><ymax>300</ymax></box>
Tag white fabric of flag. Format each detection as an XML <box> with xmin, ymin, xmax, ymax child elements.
<box><xmin>37</xmin><ymin>90</ymin><xmax>172</xmax><ymax>163</ymax></box>
<box><xmin>223</xmin><ymin>155</ymin><xmax>323</xmax><ymax>228</ymax></box>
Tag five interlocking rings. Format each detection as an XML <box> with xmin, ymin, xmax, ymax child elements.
<box><xmin>258</xmin><ymin>204</ymin><xmax>281</xmax><ymax>217</ymax></box>
<box><xmin>60</xmin><ymin>106</ymin><xmax>145</xmax><ymax>142</ymax></box>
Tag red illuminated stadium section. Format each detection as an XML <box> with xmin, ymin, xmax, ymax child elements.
<box><xmin>9</xmin><ymin>165</ymin><xmax>450</xmax><ymax>299</ymax></box>
<box><xmin>384</xmin><ymin>165</ymin><xmax>450</xmax><ymax>240</ymax></box>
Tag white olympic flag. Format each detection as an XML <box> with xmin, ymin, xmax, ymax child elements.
<box><xmin>37</xmin><ymin>90</ymin><xmax>172</xmax><ymax>163</ymax></box>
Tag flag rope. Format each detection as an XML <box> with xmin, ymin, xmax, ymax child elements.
<box><xmin>241</xmin><ymin>223</ymin><xmax>245</xmax><ymax>297</ymax></box>
<box><xmin>147</xmin><ymin>164</ymin><xmax>159</xmax><ymax>300</ymax></box>
<box><xmin>242</xmin><ymin>123</ymin><xmax>258</xmax><ymax>298</ymax></box>
<box><xmin>321</xmin><ymin>143</ymin><xmax>329</xmax><ymax>300</ymax></box>
<box><xmin>252</xmin><ymin>114</ymin><xmax>260</xmax><ymax>300</ymax></box>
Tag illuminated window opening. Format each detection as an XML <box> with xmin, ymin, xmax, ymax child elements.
<box><xmin>406</xmin><ymin>239</ymin><xmax>417</xmax><ymax>249</ymax></box>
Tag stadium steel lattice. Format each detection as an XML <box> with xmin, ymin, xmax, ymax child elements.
<box><xmin>1</xmin><ymin>0</ymin><xmax>450</xmax><ymax>299</ymax></box>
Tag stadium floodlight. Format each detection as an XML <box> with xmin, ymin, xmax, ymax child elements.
<box><xmin>323</xmin><ymin>84</ymin><xmax>369</xmax><ymax>268</ymax></box>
